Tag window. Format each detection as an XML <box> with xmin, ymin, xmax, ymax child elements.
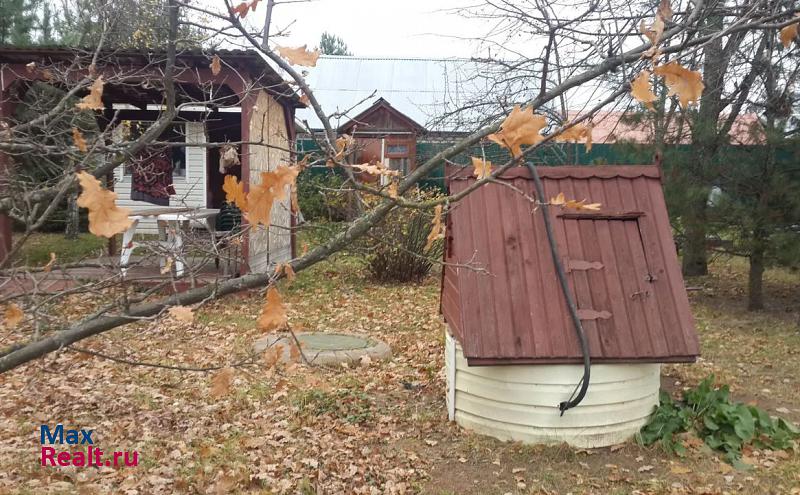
<box><xmin>387</xmin><ymin>157</ymin><xmax>410</xmax><ymax>175</ymax></box>
<box><xmin>386</xmin><ymin>144</ymin><xmax>408</xmax><ymax>155</ymax></box>
<box><xmin>118</xmin><ymin>121</ymin><xmax>187</xmax><ymax>178</ymax></box>
<box><xmin>385</xmin><ymin>141</ymin><xmax>412</xmax><ymax>175</ymax></box>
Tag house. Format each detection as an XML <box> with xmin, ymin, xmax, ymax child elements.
<box><xmin>441</xmin><ymin>164</ymin><xmax>699</xmax><ymax>448</ymax></box>
<box><xmin>0</xmin><ymin>47</ymin><xmax>304</xmax><ymax>272</ymax></box>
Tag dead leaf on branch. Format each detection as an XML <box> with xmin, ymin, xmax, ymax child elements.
<box><xmin>209</xmin><ymin>367</ymin><xmax>235</xmax><ymax>398</ymax></box>
<box><xmin>43</xmin><ymin>252</ymin><xmax>57</xmax><ymax>273</ymax></box>
<box><xmin>274</xmin><ymin>263</ymin><xmax>296</xmax><ymax>283</ymax></box>
<box><xmin>654</xmin><ymin>61</ymin><xmax>704</xmax><ymax>108</ymax></box>
<box><xmin>780</xmin><ymin>15</ymin><xmax>800</xmax><ymax>48</ymax></box>
<box><xmin>247</xmin><ymin>165</ymin><xmax>301</xmax><ymax>227</ymax></box>
<box><xmin>552</xmin><ymin>122</ymin><xmax>593</xmax><ymax>152</ymax></box>
<box><xmin>631</xmin><ymin>70</ymin><xmax>658</xmax><ymax>110</ymax></box>
<box><xmin>75</xmin><ymin>171</ymin><xmax>132</xmax><ymax>238</ymax></box>
<box><xmin>276</xmin><ymin>45</ymin><xmax>320</xmax><ymax>67</ymax></box>
<box><xmin>425</xmin><ymin>204</ymin><xmax>444</xmax><ymax>253</ymax></box>
<box><xmin>487</xmin><ymin>105</ymin><xmax>546</xmax><ymax>158</ymax></box>
<box><xmin>72</xmin><ymin>127</ymin><xmax>88</xmax><ymax>153</ymax></box>
<box><xmin>471</xmin><ymin>157</ymin><xmax>492</xmax><ymax>180</ymax></box>
<box><xmin>75</xmin><ymin>77</ymin><xmax>104</xmax><ymax>111</ymax></box>
<box><xmin>257</xmin><ymin>287</ymin><xmax>288</xmax><ymax>332</ymax></box>
<box><xmin>3</xmin><ymin>303</ymin><xmax>24</xmax><ymax>329</ymax></box>
<box><xmin>210</xmin><ymin>54</ymin><xmax>222</xmax><ymax>76</ymax></box>
<box><xmin>222</xmin><ymin>174</ymin><xmax>248</xmax><ymax>211</ymax></box>
<box><xmin>550</xmin><ymin>192</ymin><xmax>601</xmax><ymax>211</ymax></box>
<box><xmin>329</xmin><ymin>134</ymin><xmax>354</xmax><ymax>165</ymax></box>
<box><xmin>351</xmin><ymin>163</ymin><xmax>400</xmax><ymax>177</ymax></box>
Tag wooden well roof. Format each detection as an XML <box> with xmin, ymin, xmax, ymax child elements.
<box><xmin>441</xmin><ymin>165</ymin><xmax>699</xmax><ymax>365</ymax></box>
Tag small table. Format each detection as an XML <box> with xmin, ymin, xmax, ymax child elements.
<box><xmin>120</xmin><ymin>207</ymin><xmax>220</xmax><ymax>277</ymax></box>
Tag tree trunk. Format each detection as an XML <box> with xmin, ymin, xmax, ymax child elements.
<box><xmin>65</xmin><ymin>192</ymin><xmax>79</xmax><ymax>240</ymax></box>
<box><xmin>681</xmin><ymin>194</ymin><xmax>708</xmax><ymax>276</ymax></box>
<box><xmin>748</xmin><ymin>236</ymin><xmax>765</xmax><ymax>311</ymax></box>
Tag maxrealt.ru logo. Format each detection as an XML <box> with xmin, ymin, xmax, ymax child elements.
<box><xmin>40</xmin><ymin>424</ymin><xmax>138</xmax><ymax>468</ymax></box>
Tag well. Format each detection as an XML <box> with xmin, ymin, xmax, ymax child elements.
<box><xmin>445</xmin><ymin>331</ymin><xmax>660</xmax><ymax>449</ymax></box>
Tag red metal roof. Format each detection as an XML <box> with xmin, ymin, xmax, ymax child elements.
<box><xmin>442</xmin><ymin>165</ymin><xmax>699</xmax><ymax>365</ymax></box>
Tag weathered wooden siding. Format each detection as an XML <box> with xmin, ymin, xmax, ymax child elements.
<box><xmin>114</xmin><ymin>121</ymin><xmax>207</xmax><ymax>234</ymax></box>
<box><xmin>247</xmin><ymin>90</ymin><xmax>292</xmax><ymax>273</ymax></box>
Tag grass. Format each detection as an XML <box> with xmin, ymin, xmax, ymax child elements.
<box><xmin>14</xmin><ymin>232</ymin><xmax>106</xmax><ymax>265</ymax></box>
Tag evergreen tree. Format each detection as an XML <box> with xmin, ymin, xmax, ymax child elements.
<box><xmin>0</xmin><ymin>0</ymin><xmax>41</xmax><ymax>45</ymax></box>
<box><xmin>318</xmin><ymin>32</ymin><xmax>351</xmax><ymax>56</ymax></box>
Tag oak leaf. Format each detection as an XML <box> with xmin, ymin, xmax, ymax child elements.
<box><xmin>231</xmin><ymin>2</ymin><xmax>250</xmax><ymax>18</ymax></box>
<box><xmin>425</xmin><ymin>205</ymin><xmax>444</xmax><ymax>253</ymax></box>
<box><xmin>274</xmin><ymin>263</ymin><xmax>296</xmax><ymax>283</ymax></box>
<box><xmin>43</xmin><ymin>252</ymin><xmax>57</xmax><ymax>273</ymax></box>
<box><xmin>258</xmin><ymin>287</ymin><xmax>288</xmax><ymax>332</ymax></box>
<box><xmin>210</xmin><ymin>54</ymin><xmax>222</xmax><ymax>76</ymax></box>
<box><xmin>210</xmin><ymin>367</ymin><xmax>234</xmax><ymax>398</ymax></box>
<box><xmin>4</xmin><ymin>303</ymin><xmax>24</xmax><ymax>329</ymax></box>
<box><xmin>168</xmin><ymin>305</ymin><xmax>194</xmax><ymax>323</ymax></box>
<box><xmin>72</xmin><ymin>127</ymin><xmax>88</xmax><ymax>152</ymax></box>
<box><xmin>222</xmin><ymin>174</ymin><xmax>248</xmax><ymax>211</ymax></box>
<box><xmin>488</xmin><ymin>105</ymin><xmax>546</xmax><ymax>157</ymax></box>
<box><xmin>332</xmin><ymin>134</ymin><xmax>354</xmax><ymax>163</ymax></box>
<box><xmin>654</xmin><ymin>61</ymin><xmax>704</xmax><ymax>108</ymax></box>
<box><xmin>552</xmin><ymin>122</ymin><xmax>593</xmax><ymax>152</ymax></box>
<box><xmin>247</xmin><ymin>165</ymin><xmax>301</xmax><ymax>227</ymax></box>
<box><xmin>75</xmin><ymin>171</ymin><xmax>132</xmax><ymax>238</ymax></box>
<box><xmin>780</xmin><ymin>17</ymin><xmax>799</xmax><ymax>48</ymax></box>
<box><xmin>387</xmin><ymin>180</ymin><xmax>399</xmax><ymax>199</ymax></box>
<box><xmin>276</xmin><ymin>45</ymin><xmax>320</xmax><ymax>67</ymax></box>
<box><xmin>75</xmin><ymin>77</ymin><xmax>104</xmax><ymax>111</ymax></box>
<box><xmin>631</xmin><ymin>70</ymin><xmax>658</xmax><ymax>110</ymax></box>
<box><xmin>352</xmin><ymin>163</ymin><xmax>400</xmax><ymax>177</ymax></box>
<box><xmin>550</xmin><ymin>192</ymin><xmax>566</xmax><ymax>206</ymax></box>
<box><xmin>471</xmin><ymin>157</ymin><xmax>492</xmax><ymax>180</ymax></box>
<box><xmin>565</xmin><ymin>199</ymin><xmax>602</xmax><ymax>211</ymax></box>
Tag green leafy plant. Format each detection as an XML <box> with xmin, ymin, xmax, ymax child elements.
<box><xmin>638</xmin><ymin>376</ymin><xmax>799</xmax><ymax>465</ymax></box>
<box><xmin>296</xmin><ymin>169</ymin><xmax>350</xmax><ymax>222</ymax></box>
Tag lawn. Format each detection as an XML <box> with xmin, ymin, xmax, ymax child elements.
<box><xmin>0</xmin><ymin>250</ymin><xmax>798</xmax><ymax>494</ymax></box>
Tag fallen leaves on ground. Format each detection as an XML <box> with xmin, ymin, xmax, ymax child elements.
<box><xmin>3</xmin><ymin>303</ymin><xmax>23</xmax><ymax>329</ymax></box>
<box><xmin>168</xmin><ymin>306</ymin><xmax>195</xmax><ymax>323</ymax></box>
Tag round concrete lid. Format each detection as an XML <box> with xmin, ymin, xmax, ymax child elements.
<box><xmin>253</xmin><ymin>332</ymin><xmax>391</xmax><ymax>366</ymax></box>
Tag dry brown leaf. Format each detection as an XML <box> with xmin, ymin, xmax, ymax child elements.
<box><xmin>160</xmin><ymin>257</ymin><xmax>174</xmax><ymax>275</ymax></box>
<box><xmin>565</xmin><ymin>198</ymin><xmax>602</xmax><ymax>211</ymax></box>
<box><xmin>75</xmin><ymin>77</ymin><xmax>104</xmax><ymax>111</ymax></box>
<box><xmin>276</xmin><ymin>45</ymin><xmax>320</xmax><ymax>67</ymax></box>
<box><xmin>550</xmin><ymin>192</ymin><xmax>566</xmax><ymax>206</ymax></box>
<box><xmin>425</xmin><ymin>205</ymin><xmax>444</xmax><ymax>253</ymax></box>
<box><xmin>210</xmin><ymin>54</ymin><xmax>222</xmax><ymax>76</ymax></box>
<box><xmin>299</xmin><ymin>93</ymin><xmax>310</xmax><ymax>106</ymax></box>
<box><xmin>333</xmin><ymin>134</ymin><xmax>354</xmax><ymax>163</ymax></box>
<box><xmin>387</xmin><ymin>180</ymin><xmax>399</xmax><ymax>199</ymax></box>
<box><xmin>222</xmin><ymin>174</ymin><xmax>248</xmax><ymax>211</ymax></box>
<box><xmin>640</xmin><ymin>16</ymin><xmax>665</xmax><ymax>46</ymax></box>
<box><xmin>654</xmin><ymin>61</ymin><xmax>704</xmax><ymax>108</ymax></box>
<box><xmin>471</xmin><ymin>157</ymin><xmax>492</xmax><ymax>180</ymax></box>
<box><xmin>231</xmin><ymin>1</ymin><xmax>250</xmax><ymax>18</ymax></box>
<box><xmin>274</xmin><ymin>263</ymin><xmax>296</xmax><ymax>283</ymax></box>
<box><xmin>75</xmin><ymin>171</ymin><xmax>133</xmax><ymax>238</ymax></box>
<box><xmin>168</xmin><ymin>305</ymin><xmax>194</xmax><ymax>323</ymax></box>
<box><xmin>631</xmin><ymin>70</ymin><xmax>658</xmax><ymax>110</ymax></box>
<box><xmin>670</xmin><ymin>464</ymin><xmax>692</xmax><ymax>474</ymax></box>
<box><xmin>210</xmin><ymin>367</ymin><xmax>234</xmax><ymax>398</ymax></box>
<box><xmin>780</xmin><ymin>17</ymin><xmax>799</xmax><ymax>48</ymax></box>
<box><xmin>553</xmin><ymin>122</ymin><xmax>593</xmax><ymax>152</ymax></box>
<box><xmin>352</xmin><ymin>163</ymin><xmax>400</xmax><ymax>177</ymax></box>
<box><xmin>257</xmin><ymin>287</ymin><xmax>288</xmax><ymax>332</ymax></box>
<box><xmin>42</xmin><ymin>252</ymin><xmax>56</xmax><ymax>273</ymax></box>
<box><xmin>487</xmin><ymin>105</ymin><xmax>546</xmax><ymax>157</ymax></box>
<box><xmin>25</xmin><ymin>61</ymin><xmax>36</xmax><ymax>72</ymax></box>
<box><xmin>247</xmin><ymin>165</ymin><xmax>301</xmax><ymax>227</ymax></box>
<box><xmin>4</xmin><ymin>303</ymin><xmax>24</xmax><ymax>329</ymax></box>
<box><xmin>657</xmin><ymin>0</ymin><xmax>673</xmax><ymax>22</ymax></box>
<box><xmin>72</xmin><ymin>127</ymin><xmax>88</xmax><ymax>153</ymax></box>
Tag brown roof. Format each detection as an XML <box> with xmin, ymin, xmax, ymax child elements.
<box><xmin>442</xmin><ymin>165</ymin><xmax>699</xmax><ymax>365</ymax></box>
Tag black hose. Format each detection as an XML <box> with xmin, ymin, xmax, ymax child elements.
<box><xmin>524</xmin><ymin>162</ymin><xmax>591</xmax><ymax>415</ymax></box>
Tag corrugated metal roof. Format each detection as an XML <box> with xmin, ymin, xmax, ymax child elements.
<box><xmin>442</xmin><ymin>165</ymin><xmax>699</xmax><ymax>365</ymax></box>
<box><xmin>297</xmin><ymin>56</ymin><xmax>491</xmax><ymax>132</ymax></box>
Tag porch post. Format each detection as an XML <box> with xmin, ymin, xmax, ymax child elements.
<box><xmin>0</xmin><ymin>84</ymin><xmax>16</xmax><ymax>263</ymax></box>
<box><xmin>238</xmin><ymin>88</ymin><xmax>258</xmax><ymax>275</ymax></box>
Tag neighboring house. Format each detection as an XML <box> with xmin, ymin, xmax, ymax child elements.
<box><xmin>296</xmin><ymin>55</ymin><xmax>762</xmax><ymax>184</ymax></box>
<box><xmin>0</xmin><ymin>47</ymin><xmax>304</xmax><ymax>272</ymax></box>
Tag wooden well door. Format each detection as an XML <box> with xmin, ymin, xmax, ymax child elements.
<box><xmin>559</xmin><ymin>217</ymin><xmax>665</xmax><ymax>360</ymax></box>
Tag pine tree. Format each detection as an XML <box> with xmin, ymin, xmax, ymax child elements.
<box><xmin>318</xmin><ymin>32</ymin><xmax>351</xmax><ymax>56</ymax></box>
<box><xmin>0</xmin><ymin>0</ymin><xmax>40</xmax><ymax>45</ymax></box>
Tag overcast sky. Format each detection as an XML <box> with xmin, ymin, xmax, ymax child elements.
<box><xmin>264</xmin><ymin>0</ymin><xmax>490</xmax><ymax>58</ymax></box>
